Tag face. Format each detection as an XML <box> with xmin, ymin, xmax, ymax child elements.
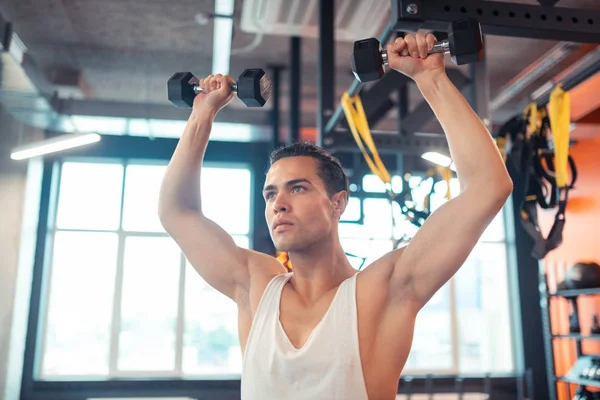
<box><xmin>263</xmin><ymin>156</ymin><xmax>346</xmax><ymax>253</ymax></box>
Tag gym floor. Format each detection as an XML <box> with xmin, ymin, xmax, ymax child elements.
<box><xmin>1</xmin><ymin>1</ymin><xmax>600</xmax><ymax>400</ymax></box>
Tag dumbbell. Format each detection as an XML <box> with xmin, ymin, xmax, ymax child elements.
<box><xmin>167</xmin><ymin>69</ymin><xmax>271</xmax><ymax>108</ymax></box>
<box><xmin>351</xmin><ymin>18</ymin><xmax>484</xmax><ymax>83</ymax></box>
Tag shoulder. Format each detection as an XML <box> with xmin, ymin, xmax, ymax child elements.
<box><xmin>236</xmin><ymin>249</ymin><xmax>287</xmax><ymax>308</ymax></box>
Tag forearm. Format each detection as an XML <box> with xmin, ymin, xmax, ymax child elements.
<box><xmin>158</xmin><ymin>108</ymin><xmax>216</xmax><ymax>216</ymax></box>
<box><xmin>416</xmin><ymin>72</ymin><xmax>511</xmax><ymax>193</ymax></box>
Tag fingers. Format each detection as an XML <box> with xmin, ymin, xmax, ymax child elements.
<box><xmin>404</xmin><ymin>34</ymin><xmax>419</xmax><ymax>58</ymax></box>
<box><xmin>392</xmin><ymin>33</ymin><xmax>437</xmax><ymax>59</ymax></box>
<box><xmin>199</xmin><ymin>74</ymin><xmax>231</xmax><ymax>93</ymax></box>
<box><xmin>415</xmin><ymin>33</ymin><xmax>428</xmax><ymax>58</ymax></box>
<box><xmin>391</xmin><ymin>38</ymin><xmax>408</xmax><ymax>56</ymax></box>
<box><xmin>426</xmin><ymin>33</ymin><xmax>437</xmax><ymax>52</ymax></box>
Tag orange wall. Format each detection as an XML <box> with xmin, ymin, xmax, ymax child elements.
<box><xmin>538</xmin><ymin>136</ymin><xmax>600</xmax><ymax>399</ymax></box>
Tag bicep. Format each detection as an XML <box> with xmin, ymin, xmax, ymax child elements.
<box><xmin>393</xmin><ymin>189</ymin><xmax>508</xmax><ymax>308</ymax></box>
<box><xmin>163</xmin><ymin>212</ymin><xmax>251</xmax><ymax>301</ymax></box>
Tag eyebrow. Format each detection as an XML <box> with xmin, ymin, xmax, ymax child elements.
<box><xmin>263</xmin><ymin>178</ymin><xmax>312</xmax><ymax>193</ymax></box>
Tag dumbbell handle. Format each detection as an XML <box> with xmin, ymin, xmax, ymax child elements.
<box><xmin>193</xmin><ymin>82</ymin><xmax>239</xmax><ymax>95</ymax></box>
<box><xmin>381</xmin><ymin>40</ymin><xmax>450</xmax><ymax>65</ymax></box>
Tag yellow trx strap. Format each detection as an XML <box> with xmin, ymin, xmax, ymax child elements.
<box><xmin>340</xmin><ymin>92</ymin><xmax>392</xmax><ymax>186</ymax></box>
<box><xmin>548</xmin><ymin>84</ymin><xmax>571</xmax><ymax>189</ymax></box>
<box><xmin>523</xmin><ymin>103</ymin><xmax>540</xmax><ymax>137</ymax></box>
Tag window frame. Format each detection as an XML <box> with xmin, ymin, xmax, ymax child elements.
<box><xmin>21</xmin><ymin>135</ymin><xmax>272</xmax><ymax>400</ymax></box>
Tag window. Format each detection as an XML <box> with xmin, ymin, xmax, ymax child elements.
<box><xmin>40</xmin><ymin>161</ymin><xmax>252</xmax><ymax>379</ymax></box>
<box><xmin>340</xmin><ymin>174</ymin><xmax>514</xmax><ymax>374</ymax></box>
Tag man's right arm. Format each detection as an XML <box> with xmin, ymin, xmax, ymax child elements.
<box><xmin>158</xmin><ymin>75</ymin><xmax>260</xmax><ymax>302</ymax></box>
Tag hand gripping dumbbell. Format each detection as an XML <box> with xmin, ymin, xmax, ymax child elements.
<box><xmin>351</xmin><ymin>18</ymin><xmax>484</xmax><ymax>83</ymax></box>
<box><xmin>167</xmin><ymin>69</ymin><xmax>272</xmax><ymax>108</ymax></box>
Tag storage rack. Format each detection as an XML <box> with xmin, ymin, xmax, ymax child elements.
<box><xmin>539</xmin><ymin>265</ymin><xmax>600</xmax><ymax>400</ymax></box>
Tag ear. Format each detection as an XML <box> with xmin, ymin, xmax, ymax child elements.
<box><xmin>332</xmin><ymin>191</ymin><xmax>348</xmax><ymax>219</ymax></box>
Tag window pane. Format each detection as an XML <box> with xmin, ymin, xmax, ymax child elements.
<box><xmin>455</xmin><ymin>242</ymin><xmax>513</xmax><ymax>373</ymax></box>
<box><xmin>183</xmin><ymin>262</ymin><xmax>241</xmax><ymax>376</ymax></box>
<box><xmin>41</xmin><ymin>231</ymin><xmax>118</xmax><ymax>377</ymax></box>
<box><xmin>341</xmin><ymin>197</ymin><xmax>361</xmax><ymax>222</ymax></box>
<box><xmin>404</xmin><ymin>283</ymin><xmax>453</xmax><ymax>370</ymax></box>
<box><xmin>363</xmin><ymin>198</ymin><xmax>394</xmax><ymax>239</ymax></box>
<box><xmin>55</xmin><ymin>162</ymin><xmax>123</xmax><ymax>230</ymax></box>
<box><xmin>362</xmin><ymin>174</ymin><xmax>386</xmax><ymax>193</ymax></box>
<box><xmin>201</xmin><ymin>167</ymin><xmax>251</xmax><ymax>235</ymax></box>
<box><xmin>118</xmin><ymin>236</ymin><xmax>181</xmax><ymax>371</ymax></box>
<box><xmin>362</xmin><ymin>174</ymin><xmax>403</xmax><ymax>193</ymax></box>
<box><xmin>122</xmin><ymin>164</ymin><xmax>168</xmax><ymax>232</ymax></box>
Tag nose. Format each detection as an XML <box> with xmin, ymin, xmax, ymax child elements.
<box><xmin>272</xmin><ymin>193</ymin><xmax>289</xmax><ymax>214</ymax></box>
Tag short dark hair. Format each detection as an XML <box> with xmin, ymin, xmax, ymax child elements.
<box><xmin>269</xmin><ymin>142</ymin><xmax>349</xmax><ymax>198</ymax></box>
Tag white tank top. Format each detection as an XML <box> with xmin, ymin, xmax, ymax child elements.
<box><xmin>241</xmin><ymin>272</ymin><xmax>368</xmax><ymax>400</ymax></box>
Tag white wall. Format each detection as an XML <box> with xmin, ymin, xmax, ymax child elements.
<box><xmin>0</xmin><ymin>106</ymin><xmax>43</xmax><ymax>399</ymax></box>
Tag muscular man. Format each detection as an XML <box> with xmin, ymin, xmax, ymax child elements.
<box><xmin>158</xmin><ymin>33</ymin><xmax>512</xmax><ymax>400</ymax></box>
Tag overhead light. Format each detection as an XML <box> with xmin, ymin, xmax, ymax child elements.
<box><xmin>421</xmin><ymin>151</ymin><xmax>457</xmax><ymax>171</ymax></box>
<box><xmin>11</xmin><ymin>132</ymin><xmax>101</xmax><ymax>161</ymax></box>
<box><xmin>212</xmin><ymin>0</ymin><xmax>235</xmax><ymax>75</ymax></box>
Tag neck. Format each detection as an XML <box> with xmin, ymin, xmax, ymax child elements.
<box><xmin>286</xmin><ymin>235</ymin><xmax>356</xmax><ymax>302</ymax></box>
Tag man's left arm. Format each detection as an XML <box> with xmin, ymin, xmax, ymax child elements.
<box><xmin>387</xmin><ymin>35</ymin><xmax>513</xmax><ymax>309</ymax></box>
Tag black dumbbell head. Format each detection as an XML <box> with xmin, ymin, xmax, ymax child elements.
<box><xmin>351</xmin><ymin>38</ymin><xmax>385</xmax><ymax>83</ymax></box>
<box><xmin>236</xmin><ymin>69</ymin><xmax>271</xmax><ymax>107</ymax></box>
<box><xmin>167</xmin><ymin>71</ymin><xmax>197</xmax><ymax>108</ymax></box>
<box><xmin>449</xmin><ymin>18</ymin><xmax>484</xmax><ymax>65</ymax></box>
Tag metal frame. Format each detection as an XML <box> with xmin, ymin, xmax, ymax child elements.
<box><xmin>390</xmin><ymin>0</ymin><xmax>600</xmax><ymax>42</ymax></box>
<box><xmin>321</xmin><ymin>0</ymin><xmax>600</xmax><ymax>140</ymax></box>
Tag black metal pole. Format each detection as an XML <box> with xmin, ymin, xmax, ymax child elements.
<box><xmin>270</xmin><ymin>65</ymin><xmax>284</xmax><ymax>149</ymax></box>
<box><xmin>290</xmin><ymin>36</ymin><xmax>301</xmax><ymax>144</ymax></box>
<box><xmin>317</xmin><ymin>0</ymin><xmax>335</xmax><ymax>146</ymax></box>
<box><xmin>323</xmin><ymin>21</ymin><xmax>396</xmax><ymax>135</ymax></box>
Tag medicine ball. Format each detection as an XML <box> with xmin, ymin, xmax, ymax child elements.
<box><xmin>560</xmin><ymin>262</ymin><xmax>600</xmax><ymax>290</ymax></box>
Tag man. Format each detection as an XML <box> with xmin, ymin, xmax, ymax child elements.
<box><xmin>159</xmin><ymin>33</ymin><xmax>512</xmax><ymax>400</ymax></box>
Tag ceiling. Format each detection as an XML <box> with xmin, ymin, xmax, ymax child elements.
<box><xmin>0</xmin><ymin>0</ymin><xmax>599</xmax><ymax>137</ymax></box>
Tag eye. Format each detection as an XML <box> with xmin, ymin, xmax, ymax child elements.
<box><xmin>292</xmin><ymin>185</ymin><xmax>305</xmax><ymax>193</ymax></box>
<box><xmin>265</xmin><ymin>192</ymin><xmax>275</xmax><ymax>200</ymax></box>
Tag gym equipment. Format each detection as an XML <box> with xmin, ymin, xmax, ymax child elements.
<box><xmin>351</xmin><ymin>18</ymin><xmax>483</xmax><ymax>83</ymax></box>
<box><xmin>495</xmin><ymin>97</ymin><xmax>577</xmax><ymax>260</ymax></box>
<box><xmin>561</xmin><ymin>262</ymin><xmax>600</xmax><ymax>290</ymax></box>
<box><xmin>167</xmin><ymin>69</ymin><xmax>271</xmax><ymax>108</ymax></box>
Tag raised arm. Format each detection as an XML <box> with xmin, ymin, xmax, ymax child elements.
<box><xmin>158</xmin><ymin>74</ymin><xmax>254</xmax><ymax>302</ymax></box>
<box><xmin>386</xmin><ymin>33</ymin><xmax>513</xmax><ymax>309</ymax></box>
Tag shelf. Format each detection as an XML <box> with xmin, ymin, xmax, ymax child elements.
<box><xmin>550</xmin><ymin>288</ymin><xmax>600</xmax><ymax>298</ymax></box>
<box><xmin>554</xmin><ymin>334</ymin><xmax>600</xmax><ymax>341</ymax></box>
<box><xmin>558</xmin><ymin>376</ymin><xmax>600</xmax><ymax>388</ymax></box>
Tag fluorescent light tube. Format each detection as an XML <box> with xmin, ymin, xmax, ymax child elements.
<box><xmin>11</xmin><ymin>133</ymin><xmax>101</xmax><ymax>160</ymax></box>
<box><xmin>212</xmin><ymin>0</ymin><xmax>235</xmax><ymax>75</ymax></box>
<box><xmin>421</xmin><ymin>152</ymin><xmax>457</xmax><ymax>172</ymax></box>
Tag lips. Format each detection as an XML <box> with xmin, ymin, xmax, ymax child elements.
<box><xmin>273</xmin><ymin>220</ymin><xmax>293</xmax><ymax>232</ymax></box>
